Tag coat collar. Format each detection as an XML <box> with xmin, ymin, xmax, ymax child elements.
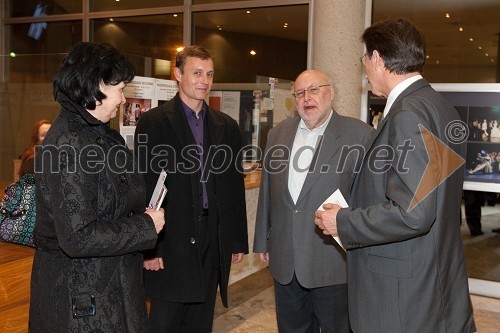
<box><xmin>57</xmin><ymin>92</ymin><xmax>125</xmax><ymax>146</ymax></box>
<box><xmin>165</xmin><ymin>93</ymin><xmax>225</xmax><ymax>147</ymax></box>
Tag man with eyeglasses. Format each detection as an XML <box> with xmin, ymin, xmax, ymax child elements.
<box><xmin>315</xmin><ymin>18</ymin><xmax>475</xmax><ymax>332</ymax></box>
<box><xmin>254</xmin><ymin>69</ymin><xmax>373</xmax><ymax>332</ymax></box>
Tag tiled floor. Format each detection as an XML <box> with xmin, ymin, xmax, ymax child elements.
<box><xmin>213</xmin><ymin>269</ymin><xmax>500</xmax><ymax>333</ymax></box>
<box><xmin>213</xmin><ymin>203</ymin><xmax>500</xmax><ymax>332</ymax></box>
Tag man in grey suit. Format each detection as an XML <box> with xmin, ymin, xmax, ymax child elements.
<box><xmin>254</xmin><ymin>69</ymin><xmax>373</xmax><ymax>332</ymax></box>
<box><xmin>315</xmin><ymin>18</ymin><xmax>476</xmax><ymax>332</ymax></box>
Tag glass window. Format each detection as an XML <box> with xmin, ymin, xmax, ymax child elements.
<box><xmin>6</xmin><ymin>21</ymin><xmax>82</xmax><ymax>82</ymax></box>
<box><xmin>90</xmin><ymin>0</ymin><xmax>182</xmax><ymax>12</ymax></box>
<box><xmin>2</xmin><ymin>20</ymin><xmax>82</xmax><ymax>182</ymax></box>
<box><xmin>194</xmin><ymin>0</ymin><xmax>254</xmax><ymax>3</ymax></box>
<box><xmin>5</xmin><ymin>0</ymin><xmax>82</xmax><ymax>17</ymax></box>
<box><xmin>372</xmin><ymin>0</ymin><xmax>499</xmax><ymax>83</ymax></box>
<box><xmin>193</xmin><ymin>5</ymin><xmax>308</xmax><ymax>83</ymax></box>
<box><xmin>91</xmin><ymin>14</ymin><xmax>183</xmax><ymax>80</ymax></box>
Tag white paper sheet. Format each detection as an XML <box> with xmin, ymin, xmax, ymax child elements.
<box><xmin>317</xmin><ymin>189</ymin><xmax>347</xmax><ymax>251</ymax></box>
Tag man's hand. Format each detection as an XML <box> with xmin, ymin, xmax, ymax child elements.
<box><xmin>232</xmin><ymin>253</ymin><xmax>244</xmax><ymax>263</ymax></box>
<box><xmin>315</xmin><ymin>203</ymin><xmax>342</xmax><ymax>236</ymax></box>
<box><xmin>144</xmin><ymin>257</ymin><xmax>164</xmax><ymax>271</ymax></box>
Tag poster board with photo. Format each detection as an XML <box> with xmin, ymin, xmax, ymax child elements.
<box><xmin>366</xmin><ymin>83</ymin><xmax>500</xmax><ymax>192</ymax></box>
<box><xmin>432</xmin><ymin>84</ymin><xmax>500</xmax><ymax>192</ymax></box>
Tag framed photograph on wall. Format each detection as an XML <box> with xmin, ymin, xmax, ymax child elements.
<box><xmin>432</xmin><ymin>84</ymin><xmax>500</xmax><ymax>193</ymax></box>
<box><xmin>365</xmin><ymin>83</ymin><xmax>500</xmax><ymax>192</ymax></box>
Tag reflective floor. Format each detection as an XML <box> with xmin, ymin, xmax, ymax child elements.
<box><xmin>213</xmin><ymin>202</ymin><xmax>500</xmax><ymax>332</ymax></box>
<box><xmin>213</xmin><ymin>268</ymin><xmax>500</xmax><ymax>333</ymax></box>
<box><xmin>461</xmin><ymin>204</ymin><xmax>500</xmax><ymax>283</ymax></box>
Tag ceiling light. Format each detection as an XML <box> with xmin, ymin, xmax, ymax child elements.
<box><xmin>485</xmin><ymin>53</ymin><xmax>489</xmax><ymax>57</ymax></box>
<box><xmin>445</xmin><ymin>13</ymin><xmax>450</xmax><ymax>18</ymax></box>
<box><xmin>109</xmin><ymin>18</ymin><xmax>114</xmax><ymax>22</ymax></box>
<box><xmin>246</xmin><ymin>10</ymin><xmax>251</xmax><ymax>14</ymax></box>
<box><xmin>426</xmin><ymin>55</ymin><xmax>430</xmax><ymax>59</ymax></box>
<box><xmin>173</xmin><ymin>14</ymin><xmax>178</xmax><ymax>17</ymax></box>
<box><xmin>492</xmin><ymin>59</ymin><xmax>495</xmax><ymax>63</ymax></box>
<box><xmin>283</xmin><ymin>24</ymin><xmax>288</xmax><ymax>28</ymax></box>
<box><xmin>176</xmin><ymin>47</ymin><xmax>184</xmax><ymax>53</ymax></box>
<box><xmin>9</xmin><ymin>52</ymin><xmax>16</xmax><ymax>57</ymax></box>
<box><xmin>469</xmin><ymin>38</ymin><xmax>474</xmax><ymax>42</ymax></box>
<box><xmin>250</xmin><ymin>50</ymin><xmax>256</xmax><ymax>56</ymax></box>
<box><xmin>478</xmin><ymin>46</ymin><xmax>482</xmax><ymax>50</ymax></box>
<box><xmin>459</xmin><ymin>27</ymin><xmax>463</xmax><ymax>32</ymax></box>
<box><xmin>218</xmin><ymin>27</ymin><xmax>222</xmax><ymax>31</ymax></box>
<box><xmin>436</xmin><ymin>60</ymin><xmax>440</xmax><ymax>65</ymax></box>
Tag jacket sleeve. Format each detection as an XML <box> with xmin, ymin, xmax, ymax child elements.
<box><xmin>134</xmin><ymin>112</ymin><xmax>166</xmax><ymax>258</ymax></box>
<box><xmin>41</xmin><ymin>137</ymin><xmax>157</xmax><ymax>258</ymax></box>
<box><xmin>337</xmin><ymin>110</ymin><xmax>438</xmax><ymax>248</ymax></box>
<box><xmin>253</xmin><ymin>134</ymin><xmax>273</xmax><ymax>253</ymax></box>
<box><xmin>228</xmin><ymin>121</ymin><xmax>249</xmax><ymax>254</ymax></box>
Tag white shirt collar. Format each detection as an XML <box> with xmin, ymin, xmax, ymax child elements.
<box><xmin>383</xmin><ymin>75</ymin><xmax>423</xmax><ymax>118</ymax></box>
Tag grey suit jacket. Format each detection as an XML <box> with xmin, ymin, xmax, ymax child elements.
<box><xmin>254</xmin><ymin>110</ymin><xmax>373</xmax><ymax>288</ymax></box>
<box><xmin>337</xmin><ymin>79</ymin><xmax>475</xmax><ymax>332</ymax></box>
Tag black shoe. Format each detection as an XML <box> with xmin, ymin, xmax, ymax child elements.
<box><xmin>492</xmin><ymin>228</ymin><xmax>500</xmax><ymax>233</ymax></box>
<box><xmin>470</xmin><ymin>231</ymin><xmax>484</xmax><ymax>236</ymax></box>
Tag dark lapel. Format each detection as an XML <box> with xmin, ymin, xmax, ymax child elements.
<box><xmin>164</xmin><ymin>94</ymin><xmax>196</xmax><ymax>148</ymax></box>
<box><xmin>206</xmin><ymin>107</ymin><xmax>225</xmax><ymax>147</ymax></box>
<box><xmin>280</xmin><ymin>117</ymin><xmax>301</xmax><ymax>205</ymax></box>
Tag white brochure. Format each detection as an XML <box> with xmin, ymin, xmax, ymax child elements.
<box><xmin>317</xmin><ymin>189</ymin><xmax>347</xmax><ymax>251</ymax></box>
<box><xmin>148</xmin><ymin>170</ymin><xmax>167</xmax><ymax>211</ymax></box>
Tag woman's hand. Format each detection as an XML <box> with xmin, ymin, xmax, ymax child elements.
<box><xmin>145</xmin><ymin>208</ymin><xmax>165</xmax><ymax>234</ymax></box>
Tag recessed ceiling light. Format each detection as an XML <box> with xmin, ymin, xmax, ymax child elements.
<box><xmin>426</xmin><ymin>55</ymin><xmax>430</xmax><ymax>59</ymax></box>
<box><xmin>459</xmin><ymin>27</ymin><xmax>463</xmax><ymax>32</ymax></box>
<box><xmin>173</xmin><ymin>14</ymin><xmax>178</xmax><ymax>17</ymax></box>
<box><xmin>478</xmin><ymin>46</ymin><xmax>482</xmax><ymax>50</ymax></box>
<box><xmin>250</xmin><ymin>50</ymin><xmax>256</xmax><ymax>56</ymax></box>
<box><xmin>9</xmin><ymin>52</ymin><xmax>16</xmax><ymax>57</ymax></box>
<box><xmin>246</xmin><ymin>10</ymin><xmax>251</xmax><ymax>14</ymax></box>
<box><xmin>109</xmin><ymin>18</ymin><xmax>114</xmax><ymax>22</ymax></box>
<box><xmin>469</xmin><ymin>38</ymin><xmax>474</xmax><ymax>42</ymax></box>
<box><xmin>485</xmin><ymin>53</ymin><xmax>489</xmax><ymax>57</ymax></box>
<box><xmin>445</xmin><ymin>13</ymin><xmax>450</xmax><ymax>18</ymax></box>
<box><xmin>492</xmin><ymin>59</ymin><xmax>495</xmax><ymax>63</ymax></box>
<box><xmin>436</xmin><ymin>60</ymin><xmax>440</xmax><ymax>65</ymax></box>
<box><xmin>176</xmin><ymin>47</ymin><xmax>184</xmax><ymax>53</ymax></box>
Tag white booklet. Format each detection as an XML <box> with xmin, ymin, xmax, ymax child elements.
<box><xmin>317</xmin><ymin>189</ymin><xmax>347</xmax><ymax>251</ymax></box>
<box><xmin>148</xmin><ymin>170</ymin><xmax>167</xmax><ymax>211</ymax></box>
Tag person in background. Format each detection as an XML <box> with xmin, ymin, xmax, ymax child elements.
<box><xmin>463</xmin><ymin>190</ymin><xmax>485</xmax><ymax>236</ymax></box>
<box><xmin>134</xmin><ymin>45</ymin><xmax>248</xmax><ymax>333</ymax></box>
<box><xmin>18</xmin><ymin>119</ymin><xmax>51</xmax><ymax>177</ymax></box>
<box><xmin>253</xmin><ymin>69</ymin><xmax>373</xmax><ymax>332</ymax></box>
<box><xmin>314</xmin><ymin>18</ymin><xmax>475</xmax><ymax>332</ymax></box>
<box><xmin>29</xmin><ymin>42</ymin><xmax>165</xmax><ymax>333</ymax></box>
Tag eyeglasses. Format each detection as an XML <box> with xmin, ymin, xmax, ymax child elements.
<box><xmin>359</xmin><ymin>53</ymin><xmax>367</xmax><ymax>65</ymax></box>
<box><xmin>292</xmin><ymin>84</ymin><xmax>330</xmax><ymax>99</ymax></box>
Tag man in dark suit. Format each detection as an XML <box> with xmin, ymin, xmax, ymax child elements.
<box><xmin>315</xmin><ymin>18</ymin><xmax>475</xmax><ymax>332</ymax></box>
<box><xmin>254</xmin><ymin>69</ymin><xmax>373</xmax><ymax>332</ymax></box>
<box><xmin>135</xmin><ymin>45</ymin><xmax>248</xmax><ymax>333</ymax></box>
